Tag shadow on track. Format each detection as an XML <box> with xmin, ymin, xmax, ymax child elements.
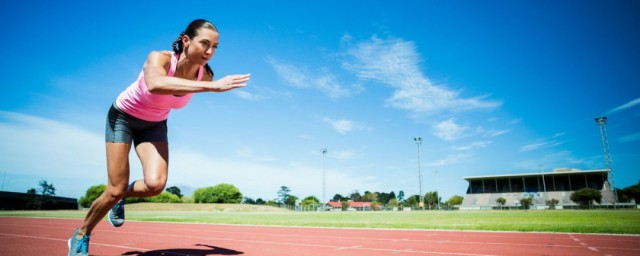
<box><xmin>122</xmin><ymin>243</ymin><xmax>243</xmax><ymax>255</ymax></box>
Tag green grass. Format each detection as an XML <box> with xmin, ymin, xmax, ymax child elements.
<box><xmin>2</xmin><ymin>205</ymin><xmax>639</xmax><ymax>234</ymax></box>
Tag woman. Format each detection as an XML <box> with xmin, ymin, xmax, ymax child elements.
<box><xmin>68</xmin><ymin>19</ymin><xmax>250</xmax><ymax>256</ymax></box>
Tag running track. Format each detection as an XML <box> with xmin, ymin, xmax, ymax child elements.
<box><xmin>1</xmin><ymin>217</ymin><xmax>639</xmax><ymax>256</ymax></box>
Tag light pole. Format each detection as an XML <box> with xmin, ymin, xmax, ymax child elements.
<box><xmin>414</xmin><ymin>137</ymin><xmax>423</xmax><ymax>210</ymax></box>
<box><xmin>595</xmin><ymin>116</ymin><xmax>617</xmax><ymax>206</ymax></box>
<box><xmin>322</xmin><ymin>148</ymin><xmax>327</xmax><ymax>207</ymax></box>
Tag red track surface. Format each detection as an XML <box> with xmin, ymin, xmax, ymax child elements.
<box><xmin>1</xmin><ymin>217</ymin><xmax>639</xmax><ymax>256</ymax></box>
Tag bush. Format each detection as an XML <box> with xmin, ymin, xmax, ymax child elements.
<box><xmin>193</xmin><ymin>184</ymin><xmax>243</xmax><ymax>203</ymax></box>
<box><xmin>146</xmin><ymin>192</ymin><xmax>181</xmax><ymax>203</ymax></box>
<box><xmin>79</xmin><ymin>185</ymin><xmax>106</xmax><ymax>208</ymax></box>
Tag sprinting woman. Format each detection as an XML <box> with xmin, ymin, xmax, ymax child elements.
<box><xmin>68</xmin><ymin>19</ymin><xmax>250</xmax><ymax>256</ymax></box>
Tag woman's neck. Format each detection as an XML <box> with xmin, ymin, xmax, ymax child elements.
<box><xmin>175</xmin><ymin>53</ymin><xmax>199</xmax><ymax>79</ymax></box>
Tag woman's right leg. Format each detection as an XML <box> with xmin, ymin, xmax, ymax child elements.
<box><xmin>77</xmin><ymin>142</ymin><xmax>131</xmax><ymax>236</ymax></box>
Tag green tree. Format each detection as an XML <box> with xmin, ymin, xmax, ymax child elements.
<box><xmin>546</xmin><ymin>198</ymin><xmax>559</xmax><ymax>210</ymax></box>
<box><xmin>243</xmin><ymin>197</ymin><xmax>256</xmax><ymax>204</ymax></box>
<box><xmin>37</xmin><ymin>180</ymin><xmax>56</xmax><ymax>209</ymax></box>
<box><xmin>332</xmin><ymin>193</ymin><xmax>345</xmax><ymax>202</ymax></box>
<box><xmin>300</xmin><ymin>196</ymin><xmax>320</xmax><ymax>209</ymax></box>
<box><xmin>266</xmin><ymin>200</ymin><xmax>278</xmax><ymax>207</ymax></box>
<box><xmin>397</xmin><ymin>191</ymin><xmax>405</xmax><ymax>203</ymax></box>
<box><xmin>147</xmin><ymin>192</ymin><xmax>181</xmax><ymax>203</ymax></box>
<box><xmin>79</xmin><ymin>184</ymin><xmax>106</xmax><ymax>208</ymax></box>
<box><xmin>363</xmin><ymin>191</ymin><xmax>378</xmax><ymax>202</ymax></box>
<box><xmin>424</xmin><ymin>191</ymin><xmax>440</xmax><ymax>209</ymax></box>
<box><xmin>496</xmin><ymin>197</ymin><xmax>506</xmax><ymax>210</ymax></box>
<box><xmin>284</xmin><ymin>195</ymin><xmax>298</xmax><ymax>207</ymax></box>
<box><xmin>340</xmin><ymin>200</ymin><xmax>350</xmax><ymax>210</ymax></box>
<box><xmin>255</xmin><ymin>198</ymin><xmax>266</xmax><ymax>205</ymax></box>
<box><xmin>570</xmin><ymin>188</ymin><xmax>602</xmax><ymax>209</ymax></box>
<box><xmin>388</xmin><ymin>198</ymin><xmax>399</xmax><ymax>209</ymax></box>
<box><xmin>277</xmin><ymin>186</ymin><xmax>291</xmax><ymax>205</ymax></box>
<box><xmin>39</xmin><ymin>180</ymin><xmax>56</xmax><ymax>196</ymax></box>
<box><xmin>622</xmin><ymin>183</ymin><xmax>640</xmax><ymax>203</ymax></box>
<box><xmin>446</xmin><ymin>195</ymin><xmax>464</xmax><ymax>207</ymax></box>
<box><xmin>193</xmin><ymin>184</ymin><xmax>243</xmax><ymax>203</ymax></box>
<box><xmin>165</xmin><ymin>186</ymin><xmax>183</xmax><ymax>198</ymax></box>
<box><xmin>519</xmin><ymin>196</ymin><xmax>534</xmax><ymax>210</ymax></box>
<box><xmin>405</xmin><ymin>195</ymin><xmax>419</xmax><ymax>208</ymax></box>
<box><xmin>349</xmin><ymin>191</ymin><xmax>362</xmax><ymax>201</ymax></box>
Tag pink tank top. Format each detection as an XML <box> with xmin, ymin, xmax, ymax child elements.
<box><xmin>115</xmin><ymin>52</ymin><xmax>204</xmax><ymax>121</ymax></box>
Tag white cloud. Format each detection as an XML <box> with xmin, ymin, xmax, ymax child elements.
<box><xmin>487</xmin><ymin>129</ymin><xmax>511</xmax><ymax>137</ymax></box>
<box><xmin>619</xmin><ymin>132</ymin><xmax>640</xmax><ymax>143</ymax></box>
<box><xmin>607</xmin><ymin>97</ymin><xmax>640</xmax><ymax>115</ymax></box>
<box><xmin>451</xmin><ymin>141</ymin><xmax>492</xmax><ymax>151</ymax></box>
<box><xmin>331</xmin><ymin>150</ymin><xmax>357</xmax><ymax>160</ymax></box>
<box><xmin>341</xmin><ymin>35</ymin><xmax>501</xmax><ymax>115</ymax></box>
<box><xmin>432</xmin><ymin>118</ymin><xmax>469</xmax><ymax>141</ymax></box>
<box><xmin>519</xmin><ymin>133</ymin><xmax>565</xmax><ymax>152</ymax></box>
<box><xmin>267</xmin><ymin>58</ymin><xmax>358</xmax><ymax>99</ymax></box>
<box><xmin>323</xmin><ymin>117</ymin><xmax>369</xmax><ymax>135</ymax></box>
<box><xmin>427</xmin><ymin>153</ymin><xmax>472</xmax><ymax>167</ymax></box>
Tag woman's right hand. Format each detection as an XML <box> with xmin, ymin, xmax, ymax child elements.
<box><xmin>211</xmin><ymin>74</ymin><xmax>251</xmax><ymax>92</ymax></box>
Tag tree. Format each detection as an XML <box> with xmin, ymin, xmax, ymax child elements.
<box><xmin>255</xmin><ymin>198</ymin><xmax>266</xmax><ymax>205</ymax></box>
<box><xmin>397</xmin><ymin>191</ymin><xmax>405</xmax><ymax>204</ymax></box>
<box><xmin>405</xmin><ymin>195</ymin><xmax>419</xmax><ymax>208</ymax></box>
<box><xmin>39</xmin><ymin>180</ymin><xmax>56</xmax><ymax>196</ymax></box>
<box><xmin>570</xmin><ymin>188</ymin><xmax>602</xmax><ymax>209</ymax></box>
<box><xmin>277</xmin><ymin>186</ymin><xmax>291</xmax><ymax>206</ymax></box>
<box><xmin>243</xmin><ymin>197</ymin><xmax>256</xmax><ymax>204</ymax></box>
<box><xmin>424</xmin><ymin>191</ymin><xmax>439</xmax><ymax>210</ymax></box>
<box><xmin>546</xmin><ymin>198</ymin><xmax>559</xmax><ymax>210</ymax></box>
<box><xmin>165</xmin><ymin>186</ymin><xmax>183</xmax><ymax>198</ymax></box>
<box><xmin>363</xmin><ymin>191</ymin><xmax>378</xmax><ymax>202</ymax></box>
<box><xmin>446</xmin><ymin>195</ymin><xmax>464</xmax><ymax>207</ymax></box>
<box><xmin>193</xmin><ymin>184</ymin><xmax>243</xmax><ymax>203</ymax></box>
<box><xmin>25</xmin><ymin>188</ymin><xmax>38</xmax><ymax>209</ymax></box>
<box><xmin>332</xmin><ymin>194</ymin><xmax>345</xmax><ymax>202</ymax></box>
<box><xmin>388</xmin><ymin>198</ymin><xmax>399</xmax><ymax>209</ymax></box>
<box><xmin>79</xmin><ymin>184</ymin><xmax>106</xmax><ymax>208</ymax></box>
<box><xmin>284</xmin><ymin>195</ymin><xmax>298</xmax><ymax>207</ymax></box>
<box><xmin>146</xmin><ymin>192</ymin><xmax>181</xmax><ymax>203</ymax></box>
<box><xmin>349</xmin><ymin>191</ymin><xmax>362</xmax><ymax>201</ymax></box>
<box><xmin>519</xmin><ymin>196</ymin><xmax>534</xmax><ymax>210</ymax></box>
<box><xmin>496</xmin><ymin>197</ymin><xmax>506</xmax><ymax>210</ymax></box>
<box><xmin>300</xmin><ymin>196</ymin><xmax>320</xmax><ymax>209</ymax></box>
<box><xmin>621</xmin><ymin>183</ymin><xmax>640</xmax><ymax>203</ymax></box>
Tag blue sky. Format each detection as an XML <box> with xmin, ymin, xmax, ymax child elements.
<box><xmin>1</xmin><ymin>1</ymin><xmax>639</xmax><ymax>202</ymax></box>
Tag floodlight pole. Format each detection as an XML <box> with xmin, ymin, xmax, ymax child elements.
<box><xmin>595</xmin><ymin>116</ymin><xmax>617</xmax><ymax>206</ymax></box>
<box><xmin>414</xmin><ymin>137</ymin><xmax>424</xmax><ymax>210</ymax></box>
<box><xmin>322</xmin><ymin>148</ymin><xmax>327</xmax><ymax>207</ymax></box>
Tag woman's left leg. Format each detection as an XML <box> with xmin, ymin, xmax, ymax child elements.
<box><xmin>127</xmin><ymin>141</ymin><xmax>169</xmax><ymax>197</ymax></box>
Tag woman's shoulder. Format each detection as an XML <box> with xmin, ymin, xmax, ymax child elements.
<box><xmin>148</xmin><ymin>51</ymin><xmax>174</xmax><ymax>59</ymax></box>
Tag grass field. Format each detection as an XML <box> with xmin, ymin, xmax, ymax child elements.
<box><xmin>2</xmin><ymin>203</ymin><xmax>639</xmax><ymax>234</ymax></box>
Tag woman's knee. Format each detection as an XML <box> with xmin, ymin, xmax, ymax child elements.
<box><xmin>144</xmin><ymin>177</ymin><xmax>167</xmax><ymax>195</ymax></box>
<box><xmin>105</xmin><ymin>184</ymin><xmax>128</xmax><ymax>201</ymax></box>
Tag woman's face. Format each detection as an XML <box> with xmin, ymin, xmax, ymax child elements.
<box><xmin>184</xmin><ymin>28</ymin><xmax>219</xmax><ymax>65</ymax></box>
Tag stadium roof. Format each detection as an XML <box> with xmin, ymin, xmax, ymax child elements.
<box><xmin>463</xmin><ymin>168</ymin><xmax>608</xmax><ymax>181</ymax></box>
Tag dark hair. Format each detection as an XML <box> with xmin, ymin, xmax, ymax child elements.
<box><xmin>172</xmin><ymin>19</ymin><xmax>217</xmax><ymax>77</ymax></box>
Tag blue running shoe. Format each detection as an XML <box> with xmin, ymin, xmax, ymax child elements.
<box><xmin>108</xmin><ymin>199</ymin><xmax>125</xmax><ymax>227</ymax></box>
<box><xmin>68</xmin><ymin>228</ymin><xmax>90</xmax><ymax>256</ymax></box>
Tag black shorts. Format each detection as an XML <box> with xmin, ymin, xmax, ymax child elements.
<box><xmin>105</xmin><ymin>104</ymin><xmax>168</xmax><ymax>145</ymax></box>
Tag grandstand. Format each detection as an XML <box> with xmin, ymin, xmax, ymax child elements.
<box><xmin>460</xmin><ymin>168</ymin><xmax>616</xmax><ymax>210</ymax></box>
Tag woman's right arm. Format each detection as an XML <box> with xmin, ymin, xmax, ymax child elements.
<box><xmin>143</xmin><ymin>51</ymin><xmax>250</xmax><ymax>95</ymax></box>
